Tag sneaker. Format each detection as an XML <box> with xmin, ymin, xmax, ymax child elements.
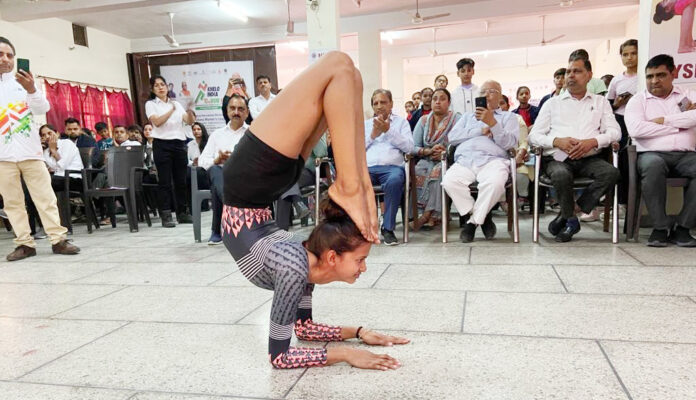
<box><xmin>161</xmin><ymin>211</ymin><xmax>176</xmax><ymax>228</ymax></box>
<box><xmin>579</xmin><ymin>208</ymin><xmax>600</xmax><ymax>222</ymax></box>
<box><xmin>668</xmin><ymin>225</ymin><xmax>696</xmax><ymax>247</ymax></box>
<box><xmin>548</xmin><ymin>214</ymin><xmax>567</xmax><ymax>236</ymax></box>
<box><xmin>647</xmin><ymin>229</ymin><xmax>669</xmax><ymax>247</ymax></box>
<box><xmin>481</xmin><ymin>212</ymin><xmax>497</xmax><ymax>240</ymax></box>
<box><xmin>0</xmin><ymin>209</ymin><xmax>8</xmax><ymax>219</ymax></box>
<box><xmin>292</xmin><ymin>201</ymin><xmax>310</xmax><ymax>220</ymax></box>
<box><xmin>208</xmin><ymin>232</ymin><xmax>223</xmax><ymax>245</ymax></box>
<box><xmin>177</xmin><ymin>213</ymin><xmax>193</xmax><ymax>224</ymax></box>
<box><xmin>33</xmin><ymin>229</ymin><xmax>48</xmax><ymax>240</ymax></box>
<box><xmin>381</xmin><ymin>228</ymin><xmax>399</xmax><ymax>246</ymax></box>
<box><xmin>460</xmin><ymin>222</ymin><xmax>477</xmax><ymax>243</ymax></box>
<box><xmin>6</xmin><ymin>245</ymin><xmax>36</xmax><ymax>261</ymax></box>
<box><xmin>555</xmin><ymin>217</ymin><xmax>581</xmax><ymax>242</ymax></box>
<box><xmin>52</xmin><ymin>239</ymin><xmax>80</xmax><ymax>255</ymax></box>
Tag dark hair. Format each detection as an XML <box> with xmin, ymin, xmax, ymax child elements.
<box><xmin>569</xmin><ymin>55</ymin><xmax>592</xmax><ymax>72</ymax></box>
<box><xmin>228</xmin><ymin>93</ymin><xmax>249</xmax><ymax>108</ymax></box>
<box><xmin>82</xmin><ymin>128</ymin><xmax>93</xmax><ymax>138</ymax></box>
<box><xmin>95</xmin><ymin>122</ymin><xmax>108</xmax><ymax>133</ymax></box>
<box><xmin>501</xmin><ymin>95</ymin><xmax>510</xmax><ymax>105</ymax></box>
<box><xmin>434</xmin><ymin>74</ymin><xmax>448</xmax><ymax>84</ymax></box>
<box><xmin>0</xmin><ymin>37</ymin><xmax>16</xmax><ymax>55</ymax></box>
<box><xmin>64</xmin><ymin>117</ymin><xmax>80</xmax><ymax>126</ymax></box>
<box><xmin>420</xmin><ymin>87</ymin><xmax>434</xmax><ymax>96</ymax></box>
<box><xmin>412</xmin><ymin>91</ymin><xmax>421</xmax><ymax>99</ymax></box>
<box><xmin>620</xmin><ymin>39</ymin><xmax>638</xmax><ymax>54</ymax></box>
<box><xmin>646</xmin><ymin>54</ymin><xmax>675</xmax><ymax>73</ymax></box>
<box><xmin>39</xmin><ymin>123</ymin><xmax>56</xmax><ymax>134</ymax></box>
<box><xmin>143</xmin><ymin>122</ymin><xmax>153</xmax><ymax>129</ymax></box>
<box><xmin>516</xmin><ymin>86</ymin><xmax>530</xmax><ymax>97</ymax></box>
<box><xmin>148</xmin><ymin>75</ymin><xmax>168</xmax><ymax>100</ymax></box>
<box><xmin>568</xmin><ymin>49</ymin><xmax>589</xmax><ymax>61</ymax></box>
<box><xmin>456</xmin><ymin>58</ymin><xmax>475</xmax><ymax>70</ymax></box>
<box><xmin>303</xmin><ymin>199</ymin><xmax>366</xmax><ymax>256</ymax></box>
<box><xmin>654</xmin><ymin>3</ymin><xmax>674</xmax><ymax>24</ymax></box>
<box><xmin>554</xmin><ymin>68</ymin><xmax>567</xmax><ymax>77</ymax></box>
<box><xmin>255</xmin><ymin>74</ymin><xmax>271</xmax><ymax>83</ymax></box>
<box><xmin>127</xmin><ymin>124</ymin><xmax>143</xmax><ymax>134</ymax></box>
<box><xmin>371</xmin><ymin>88</ymin><xmax>393</xmax><ymax>104</ymax></box>
<box><xmin>113</xmin><ymin>124</ymin><xmax>125</xmax><ymax>130</ymax></box>
<box><xmin>601</xmin><ymin>74</ymin><xmax>614</xmax><ymax>81</ymax></box>
<box><xmin>405</xmin><ymin>101</ymin><xmax>414</xmax><ymax>107</ymax></box>
<box><xmin>192</xmin><ymin>122</ymin><xmax>209</xmax><ymax>152</ymax></box>
<box><xmin>432</xmin><ymin>88</ymin><xmax>451</xmax><ymax>102</ymax></box>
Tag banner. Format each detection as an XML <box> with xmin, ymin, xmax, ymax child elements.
<box><xmin>160</xmin><ymin>61</ymin><xmax>255</xmax><ymax>132</ymax></box>
<box><xmin>649</xmin><ymin>0</ymin><xmax>696</xmax><ymax>84</ymax></box>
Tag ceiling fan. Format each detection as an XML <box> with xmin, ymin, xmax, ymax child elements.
<box><xmin>285</xmin><ymin>0</ymin><xmax>306</xmax><ymax>37</ymax></box>
<box><xmin>539</xmin><ymin>15</ymin><xmax>564</xmax><ymax>46</ymax></box>
<box><xmin>409</xmin><ymin>0</ymin><xmax>450</xmax><ymax>25</ymax></box>
<box><xmin>163</xmin><ymin>12</ymin><xmax>202</xmax><ymax>48</ymax></box>
<box><xmin>428</xmin><ymin>28</ymin><xmax>457</xmax><ymax>57</ymax></box>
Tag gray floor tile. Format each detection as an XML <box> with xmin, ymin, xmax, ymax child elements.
<box><xmin>71</xmin><ymin>262</ymin><xmax>231</xmax><ymax>286</ymax></box>
<box><xmin>0</xmin><ymin>262</ymin><xmax>120</xmax><ymax>284</ymax></box>
<box><xmin>86</xmin><ymin>247</ymin><xmax>216</xmax><ymax>264</ymax></box>
<box><xmin>464</xmin><ymin>292</ymin><xmax>696</xmax><ymax>342</ymax></box>
<box><xmin>207</xmin><ymin>272</ymin><xmax>255</xmax><ymax>288</ymax></box>
<box><xmin>56</xmin><ymin>286</ymin><xmax>273</xmax><ymax>324</ymax></box>
<box><xmin>0</xmin><ymin>284</ymin><xmax>124</xmax><ymax>318</ymax></box>
<box><xmin>621</xmin><ymin>245</ymin><xmax>696</xmax><ymax>266</ymax></box>
<box><xmin>556</xmin><ymin>265</ymin><xmax>696</xmax><ymax>295</ymax></box>
<box><xmin>129</xmin><ymin>393</ymin><xmax>258</xmax><ymax>400</ymax></box>
<box><xmin>366</xmin><ymin>245</ymin><xmax>470</xmax><ymax>264</ymax></box>
<box><xmin>374</xmin><ymin>264</ymin><xmax>564</xmax><ymax>292</ymax></box>
<box><xmin>287</xmin><ymin>332</ymin><xmax>626</xmax><ymax>400</ymax></box>
<box><xmin>239</xmin><ymin>288</ymin><xmax>465</xmax><ymax>333</ymax></box>
<box><xmin>601</xmin><ymin>341</ymin><xmax>696</xmax><ymax>400</ymax></box>
<box><xmin>0</xmin><ymin>382</ymin><xmax>133</xmax><ymax>400</ymax></box>
<box><xmin>0</xmin><ymin>318</ymin><xmax>125</xmax><ymax>380</ymax></box>
<box><xmin>321</xmin><ymin>263</ymin><xmax>390</xmax><ymax>289</ymax></box>
<box><xmin>0</xmin><ymin>247</ymin><xmax>121</xmax><ymax>265</ymax></box>
<box><xmin>20</xmin><ymin>323</ymin><xmax>305</xmax><ymax>398</ymax></box>
<box><xmin>471</xmin><ymin>246</ymin><xmax>639</xmax><ymax>265</ymax></box>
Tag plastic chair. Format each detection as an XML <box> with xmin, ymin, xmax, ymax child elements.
<box><xmin>190</xmin><ymin>165</ymin><xmax>212</xmax><ymax>243</ymax></box>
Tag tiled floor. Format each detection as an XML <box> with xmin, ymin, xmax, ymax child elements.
<box><xmin>0</xmin><ymin>211</ymin><xmax>694</xmax><ymax>399</ymax></box>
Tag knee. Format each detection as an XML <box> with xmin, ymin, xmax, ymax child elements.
<box><xmin>638</xmin><ymin>154</ymin><xmax>667</xmax><ymax>177</ymax></box>
<box><xmin>548</xmin><ymin>168</ymin><xmax>572</xmax><ymax>185</ymax></box>
<box><xmin>383</xmin><ymin>169</ymin><xmax>405</xmax><ymax>189</ymax></box>
<box><xmin>324</xmin><ymin>51</ymin><xmax>355</xmax><ymax>73</ymax></box>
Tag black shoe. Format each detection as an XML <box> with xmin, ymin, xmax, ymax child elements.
<box><xmin>161</xmin><ymin>211</ymin><xmax>176</xmax><ymax>228</ymax></box>
<box><xmin>381</xmin><ymin>228</ymin><xmax>398</xmax><ymax>246</ymax></box>
<box><xmin>177</xmin><ymin>213</ymin><xmax>193</xmax><ymax>224</ymax></box>
<box><xmin>460</xmin><ymin>223</ymin><xmax>477</xmax><ymax>243</ymax></box>
<box><xmin>548</xmin><ymin>214</ymin><xmax>567</xmax><ymax>236</ymax></box>
<box><xmin>555</xmin><ymin>218</ymin><xmax>581</xmax><ymax>242</ymax></box>
<box><xmin>292</xmin><ymin>201</ymin><xmax>310</xmax><ymax>220</ymax></box>
<box><xmin>481</xmin><ymin>212</ymin><xmax>497</xmax><ymax>240</ymax></box>
<box><xmin>647</xmin><ymin>229</ymin><xmax>669</xmax><ymax>247</ymax></box>
<box><xmin>669</xmin><ymin>225</ymin><xmax>696</xmax><ymax>247</ymax></box>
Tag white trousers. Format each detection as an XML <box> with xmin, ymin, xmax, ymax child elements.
<box><xmin>441</xmin><ymin>159</ymin><xmax>509</xmax><ymax>225</ymax></box>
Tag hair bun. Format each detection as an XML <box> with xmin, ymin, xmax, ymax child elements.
<box><xmin>320</xmin><ymin>198</ymin><xmax>349</xmax><ymax>222</ymax></box>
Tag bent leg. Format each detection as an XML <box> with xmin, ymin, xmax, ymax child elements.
<box><xmin>470</xmin><ymin>160</ymin><xmax>509</xmax><ymax>225</ymax></box>
<box><xmin>544</xmin><ymin>159</ymin><xmax>575</xmax><ymax>219</ymax></box>
<box><xmin>441</xmin><ymin>163</ymin><xmax>477</xmax><ymax>217</ymax></box>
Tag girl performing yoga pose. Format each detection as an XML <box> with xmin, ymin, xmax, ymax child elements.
<box><xmin>221</xmin><ymin>52</ymin><xmax>409</xmax><ymax>370</ymax></box>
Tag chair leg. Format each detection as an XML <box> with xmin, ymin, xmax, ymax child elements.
<box><xmin>403</xmin><ymin>164</ymin><xmax>409</xmax><ymax>244</ymax></box>
<box><xmin>612</xmin><ymin>184</ymin><xmax>619</xmax><ymax>244</ymax></box>
<box><xmin>633</xmin><ymin>197</ymin><xmax>644</xmax><ymax>241</ymax></box>
<box><xmin>510</xmin><ymin>159</ymin><xmax>520</xmax><ymax>244</ymax></box>
<box><xmin>82</xmin><ymin>194</ymin><xmax>96</xmax><ymax>234</ymax></box>
<box><xmin>126</xmin><ymin>191</ymin><xmax>138</xmax><ymax>233</ymax></box>
<box><xmin>506</xmin><ymin>187</ymin><xmax>513</xmax><ymax>232</ymax></box>
<box><xmin>193</xmin><ymin>194</ymin><xmax>202</xmax><ymax>243</ymax></box>
<box><xmin>533</xmin><ymin>161</ymin><xmax>541</xmax><ymax>243</ymax></box>
<box><xmin>603</xmin><ymin>195</ymin><xmax>611</xmax><ymax>233</ymax></box>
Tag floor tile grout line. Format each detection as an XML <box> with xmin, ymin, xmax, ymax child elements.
<box><xmin>617</xmin><ymin>246</ymin><xmax>646</xmax><ymax>266</ymax></box>
<box><xmin>282</xmin><ymin>367</ymin><xmax>310</xmax><ymax>399</ymax></box>
<box><xmin>687</xmin><ymin>296</ymin><xmax>696</xmax><ymax>304</ymax></box>
<box><xmin>550</xmin><ymin>264</ymin><xmax>570</xmax><ymax>293</ymax></box>
<box><xmin>205</xmin><ymin>272</ymin><xmax>237</xmax><ymax>287</ymax></box>
<box><xmin>64</xmin><ymin>264</ymin><xmax>126</xmax><ymax>284</ymax></box>
<box><xmin>14</xmin><ymin>321</ymin><xmax>133</xmax><ymax>381</ymax></box>
<box><xmin>467</xmin><ymin>247</ymin><xmax>472</xmax><ymax>264</ymax></box>
<box><xmin>596</xmin><ymin>340</ymin><xmax>634</xmax><ymax>400</ymax></box>
<box><xmin>46</xmin><ymin>285</ymin><xmax>132</xmax><ymax>319</ymax></box>
<box><xmin>233</xmin><ymin>297</ymin><xmax>273</xmax><ymax>324</ymax></box>
<box><xmin>460</xmin><ymin>291</ymin><xmax>468</xmax><ymax>333</ymax></box>
<box><xmin>370</xmin><ymin>264</ymin><xmax>392</xmax><ymax>288</ymax></box>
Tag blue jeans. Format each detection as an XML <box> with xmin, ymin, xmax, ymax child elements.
<box><xmin>369</xmin><ymin>165</ymin><xmax>405</xmax><ymax>232</ymax></box>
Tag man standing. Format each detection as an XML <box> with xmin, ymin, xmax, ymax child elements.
<box><xmin>199</xmin><ymin>94</ymin><xmax>248</xmax><ymax>245</ymax></box>
<box><xmin>625</xmin><ymin>54</ymin><xmax>696</xmax><ymax>247</ymax></box>
<box><xmin>528</xmin><ymin>54</ymin><xmax>621</xmax><ymax>242</ymax></box>
<box><xmin>451</xmin><ymin>58</ymin><xmax>479</xmax><ymax>116</ymax></box>
<box><xmin>442</xmin><ymin>81</ymin><xmax>519</xmax><ymax>242</ymax></box>
<box><xmin>538</xmin><ymin>68</ymin><xmax>566</xmax><ymax>111</ymax></box>
<box><xmin>409</xmin><ymin>87</ymin><xmax>433</xmax><ymax>131</ymax></box>
<box><xmin>366</xmin><ymin>89</ymin><xmax>414</xmax><ymax>245</ymax></box>
<box><xmin>65</xmin><ymin>117</ymin><xmax>101</xmax><ymax>167</ymax></box>
<box><xmin>0</xmin><ymin>36</ymin><xmax>79</xmax><ymax>261</ymax></box>
<box><xmin>248</xmin><ymin>75</ymin><xmax>276</xmax><ymax>120</ymax></box>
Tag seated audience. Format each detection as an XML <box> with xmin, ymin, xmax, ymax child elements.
<box><xmin>95</xmin><ymin>122</ymin><xmax>113</xmax><ymax>151</ymax></box>
<box><xmin>411</xmin><ymin>88</ymin><xmax>461</xmax><ymax>229</ymax></box>
<box><xmin>409</xmin><ymin>87</ymin><xmax>433</xmax><ymax>131</ymax></box>
<box><xmin>199</xmin><ymin>94</ymin><xmax>248</xmax><ymax>245</ymax></box>
<box><xmin>567</xmin><ymin>49</ymin><xmax>608</xmax><ymax>95</ymax></box>
<box><xmin>528</xmin><ymin>54</ymin><xmax>621</xmax><ymax>242</ymax></box>
<box><xmin>412</xmin><ymin>91</ymin><xmax>422</xmax><ymax>110</ymax></box>
<box><xmin>441</xmin><ymin>80</ymin><xmax>519</xmax><ymax>243</ymax></box>
<box><xmin>65</xmin><ymin>117</ymin><xmax>100</xmax><ymax>168</ymax></box>
<box><xmin>39</xmin><ymin>124</ymin><xmax>83</xmax><ymax>192</ymax></box>
<box><xmin>119</xmin><ymin>125</ymin><xmax>143</xmax><ymax>146</ymax></box>
<box><xmin>625</xmin><ymin>54</ymin><xmax>696</xmax><ymax>247</ymax></box>
<box><xmin>405</xmin><ymin>100</ymin><xmax>415</xmax><ymax>121</ymax></box>
<box><xmin>538</xmin><ymin>68</ymin><xmax>566</xmax><ymax>111</ymax></box>
<box><xmin>501</xmin><ymin>95</ymin><xmax>534</xmax><ymax>202</ymax></box>
<box><xmin>365</xmin><ymin>89</ymin><xmax>414</xmax><ymax>245</ymax></box>
<box><xmin>187</xmin><ymin>122</ymin><xmax>208</xmax><ymax>165</ymax></box>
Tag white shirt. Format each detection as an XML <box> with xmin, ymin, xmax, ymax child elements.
<box><xmin>451</xmin><ymin>83</ymin><xmax>479</xmax><ymax>116</ymax></box>
<box><xmin>199</xmin><ymin>122</ymin><xmax>248</xmax><ymax>170</ymax></box>
<box><xmin>187</xmin><ymin>140</ymin><xmax>201</xmax><ymax>165</ymax></box>
<box><xmin>528</xmin><ymin>90</ymin><xmax>621</xmax><ymax>159</ymax></box>
<box><xmin>145</xmin><ymin>97</ymin><xmax>188</xmax><ymax>141</ymax></box>
<box><xmin>0</xmin><ymin>72</ymin><xmax>50</xmax><ymax>162</ymax></box>
<box><xmin>606</xmin><ymin>73</ymin><xmax>639</xmax><ymax>116</ymax></box>
<box><xmin>364</xmin><ymin>114</ymin><xmax>414</xmax><ymax>167</ymax></box>
<box><xmin>43</xmin><ymin>138</ymin><xmax>83</xmax><ymax>179</ymax></box>
<box><xmin>119</xmin><ymin>140</ymin><xmax>141</xmax><ymax>147</ymax></box>
<box><xmin>248</xmin><ymin>93</ymin><xmax>276</xmax><ymax>119</ymax></box>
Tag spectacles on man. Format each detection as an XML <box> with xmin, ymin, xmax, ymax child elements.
<box><xmin>480</xmin><ymin>88</ymin><xmax>501</xmax><ymax>95</ymax></box>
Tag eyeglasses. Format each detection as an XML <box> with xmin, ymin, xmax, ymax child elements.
<box><xmin>480</xmin><ymin>88</ymin><xmax>501</xmax><ymax>95</ymax></box>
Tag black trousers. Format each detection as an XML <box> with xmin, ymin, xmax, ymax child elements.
<box><xmin>153</xmin><ymin>138</ymin><xmax>188</xmax><ymax>215</ymax></box>
<box><xmin>208</xmin><ymin>165</ymin><xmax>224</xmax><ymax>235</ymax></box>
<box><xmin>276</xmin><ymin>168</ymin><xmax>314</xmax><ymax>231</ymax></box>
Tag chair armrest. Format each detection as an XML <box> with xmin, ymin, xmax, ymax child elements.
<box><xmin>531</xmin><ymin>146</ymin><xmax>544</xmax><ymax>156</ymax></box>
<box><xmin>315</xmin><ymin>157</ymin><xmax>333</xmax><ymax>167</ymax></box>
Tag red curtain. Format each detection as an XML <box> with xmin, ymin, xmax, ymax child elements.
<box><xmin>45</xmin><ymin>81</ymin><xmax>83</xmax><ymax>130</ymax></box>
<box><xmin>81</xmin><ymin>86</ymin><xmax>107</xmax><ymax>131</ymax></box>
<box><xmin>106</xmin><ymin>91</ymin><xmax>134</xmax><ymax>127</ymax></box>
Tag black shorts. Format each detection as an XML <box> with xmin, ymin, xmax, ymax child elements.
<box><xmin>223</xmin><ymin>129</ymin><xmax>305</xmax><ymax>208</ymax></box>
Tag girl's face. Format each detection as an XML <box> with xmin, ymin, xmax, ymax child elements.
<box><xmin>327</xmin><ymin>242</ymin><xmax>371</xmax><ymax>284</ymax></box>
<box><xmin>152</xmin><ymin>78</ymin><xmax>168</xmax><ymax>98</ymax></box>
<box><xmin>192</xmin><ymin>124</ymin><xmax>202</xmax><ymax>139</ymax></box>
<box><xmin>517</xmin><ymin>88</ymin><xmax>530</xmax><ymax>105</ymax></box>
<box><xmin>144</xmin><ymin>124</ymin><xmax>153</xmax><ymax>138</ymax></box>
<box><xmin>434</xmin><ymin>76</ymin><xmax>448</xmax><ymax>89</ymax></box>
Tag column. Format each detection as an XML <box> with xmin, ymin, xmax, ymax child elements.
<box><xmin>358</xmin><ymin>30</ymin><xmax>382</xmax><ymax>117</ymax></box>
<box><xmin>306</xmin><ymin>0</ymin><xmax>340</xmax><ymax>62</ymax></box>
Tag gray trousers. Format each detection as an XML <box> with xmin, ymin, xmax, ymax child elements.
<box><xmin>637</xmin><ymin>151</ymin><xmax>696</xmax><ymax>230</ymax></box>
<box><xmin>543</xmin><ymin>155</ymin><xmax>620</xmax><ymax>219</ymax></box>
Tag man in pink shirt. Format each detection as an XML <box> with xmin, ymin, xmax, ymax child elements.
<box><xmin>625</xmin><ymin>54</ymin><xmax>696</xmax><ymax>247</ymax></box>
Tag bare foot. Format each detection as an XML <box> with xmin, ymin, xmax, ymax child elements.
<box><xmin>328</xmin><ymin>182</ymin><xmax>378</xmax><ymax>243</ymax></box>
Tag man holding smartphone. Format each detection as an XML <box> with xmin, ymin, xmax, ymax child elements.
<box><xmin>0</xmin><ymin>36</ymin><xmax>80</xmax><ymax>261</ymax></box>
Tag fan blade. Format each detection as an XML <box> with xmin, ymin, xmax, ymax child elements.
<box><xmin>437</xmin><ymin>51</ymin><xmax>458</xmax><ymax>56</ymax></box>
<box><xmin>163</xmin><ymin>34</ymin><xmax>176</xmax><ymax>45</ymax></box>
<box><xmin>546</xmin><ymin>34</ymin><xmax>565</xmax><ymax>43</ymax></box>
<box><xmin>422</xmin><ymin>13</ymin><xmax>451</xmax><ymax>21</ymax></box>
<box><xmin>179</xmin><ymin>42</ymin><xmax>203</xmax><ymax>46</ymax></box>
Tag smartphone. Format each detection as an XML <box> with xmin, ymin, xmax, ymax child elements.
<box><xmin>678</xmin><ymin>97</ymin><xmax>692</xmax><ymax>112</ymax></box>
<box><xmin>17</xmin><ymin>58</ymin><xmax>29</xmax><ymax>73</ymax></box>
<box><xmin>475</xmin><ymin>96</ymin><xmax>487</xmax><ymax>109</ymax></box>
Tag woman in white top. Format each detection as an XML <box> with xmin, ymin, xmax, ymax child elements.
<box><xmin>186</xmin><ymin>122</ymin><xmax>211</xmax><ymax>212</ymax></box>
<box><xmin>145</xmin><ymin>75</ymin><xmax>195</xmax><ymax>227</ymax></box>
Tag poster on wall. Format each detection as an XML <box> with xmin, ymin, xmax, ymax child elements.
<box><xmin>650</xmin><ymin>0</ymin><xmax>696</xmax><ymax>84</ymax></box>
<box><xmin>160</xmin><ymin>61</ymin><xmax>255</xmax><ymax>132</ymax></box>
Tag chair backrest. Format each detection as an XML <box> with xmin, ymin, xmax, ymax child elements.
<box><xmin>105</xmin><ymin>147</ymin><xmax>144</xmax><ymax>188</ymax></box>
<box><xmin>78</xmin><ymin>147</ymin><xmax>94</xmax><ymax>169</ymax></box>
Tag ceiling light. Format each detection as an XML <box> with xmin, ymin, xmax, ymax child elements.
<box><xmin>381</xmin><ymin>32</ymin><xmax>394</xmax><ymax>45</ymax></box>
<box><xmin>218</xmin><ymin>0</ymin><xmax>249</xmax><ymax>23</ymax></box>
